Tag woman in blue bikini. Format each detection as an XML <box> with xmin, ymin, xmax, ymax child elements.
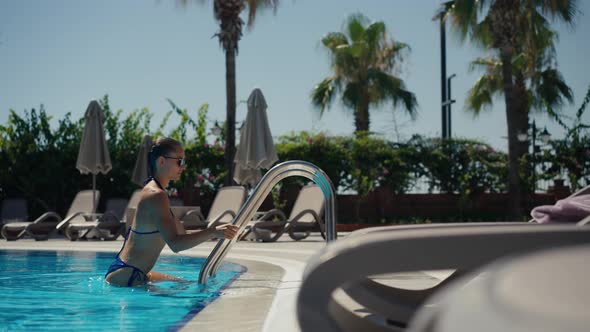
<box><xmin>105</xmin><ymin>137</ymin><xmax>239</xmax><ymax>287</ymax></box>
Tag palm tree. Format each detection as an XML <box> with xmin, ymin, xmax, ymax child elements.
<box><xmin>466</xmin><ymin>58</ymin><xmax>573</xmax><ymax>120</ymax></box>
<box><xmin>466</xmin><ymin>55</ymin><xmax>573</xmax><ymax>196</ymax></box>
<box><xmin>180</xmin><ymin>0</ymin><xmax>278</xmax><ymax>185</ymax></box>
<box><xmin>311</xmin><ymin>13</ymin><xmax>418</xmax><ymax>134</ymax></box>
<box><xmin>449</xmin><ymin>0</ymin><xmax>578</xmax><ymax>218</ymax></box>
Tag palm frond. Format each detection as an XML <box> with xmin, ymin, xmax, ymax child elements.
<box><xmin>471</xmin><ymin>16</ymin><xmax>494</xmax><ymax>48</ymax></box>
<box><xmin>331</xmin><ymin>44</ymin><xmax>358</xmax><ymax>78</ymax></box>
<box><xmin>367</xmin><ymin>70</ymin><xmax>418</xmax><ymax>118</ymax></box>
<box><xmin>576</xmin><ymin>83</ymin><xmax>590</xmax><ymax>120</ymax></box>
<box><xmin>448</xmin><ymin>0</ymin><xmax>480</xmax><ymax>42</ymax></box>
<box><xmin>310</xmin><ymin>77</ymin><xmax>341</xmax><ymax>116</ymax></box>
<box><xmin>345</xmin><ymin>13</ymin><xmax>370</xmax><ymax>43</ymax></box>
<box><xmin>534</xmin><ymin>0</ymin><xmax>579</xmax><ymax>25</ymax></box>
<box><xmin>341</xmin><ymin>82</ymin><xmax>362</xmax><ymax>110</ymax></box>
<box><xmin>244</xmin><ymin>0</ymin><xmax>279</xmax><ymax>28</ymax></box>
<box><xmin>465</xmin><ymin>74</ymin><xmax>503</xmax><ymax>116</ymax></box>
<box><xmin>377</xmin><ymin>41</ymin><xmax>409</xmax><ymax>73</ymax></box>
<box><xmin>321</xmin><ymin>32</ymin><xmax>349</xmax><ymax>51</ymax></box>
<box><xmin>364</xmin><ymin>21</ymin><xmax>386</xmax><ymax>58</ymax></box>
<box><xmin>468</xmin><ymin>56</ymin><xmax>501</xmax><ymax>73</ymax></box>
<box><xmin>532</xmin><ymin>68</ymin><xmax>574</xmax><ymax>113</ymax></box>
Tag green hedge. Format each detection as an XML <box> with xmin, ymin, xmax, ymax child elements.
<box><xmin>0</xmin><ymin>96</ymin><xmax>224</xmax><ymax>218</ymax></box>
<box><xmin>275</xmin><ymin>131</ymin><xmax>509</xmax><ymax>196</ymax></box>
<box><xmin>3</xmin><ymin>98</ymin><xmax>588</xmax><ymax>220</ymax></box>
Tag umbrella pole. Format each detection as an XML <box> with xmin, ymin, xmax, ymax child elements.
<box><xmin>92</xmin><ymin>173</ymin><xmax>96</xmax><ymax>213</ymax></box>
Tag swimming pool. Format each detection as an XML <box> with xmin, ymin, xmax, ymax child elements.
<box><xmin>0</xmin><ymin>250</ymin><xmax>244</xmax><ymax>331</ymax></box>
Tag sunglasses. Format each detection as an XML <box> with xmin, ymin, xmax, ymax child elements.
<box><xmin>162</xmin><ymin>156</ymin><xmax>186</xmax><ymax>167</ymax></box>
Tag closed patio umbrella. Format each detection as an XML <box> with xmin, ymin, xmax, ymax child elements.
<box><xmin>233</xmin><ymin>88</ymin><xmax>278</xmax><ymax>186</ymax></box>
<box><xmin>76</xmin><ymin>100</ymin><xmax>112</xmax><ymax>212</ymax></box>
<box><xmin>233</xmin><ymin>163</ymin><xmax>262</xmax><ymax>186</ymax></box>
<box><xmin>131</xmin><ymin>135</ymin><xmax>153</xmax><ymax>186</ymax></box>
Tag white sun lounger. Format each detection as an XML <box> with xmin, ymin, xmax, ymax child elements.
<box><xmin>296</xmin><ymin>223</ymin><xmax>590</xmax><ymax>332</ymax></box>
<box><xmin>2</xmin><ymin>190</ymin><xmax>98</xmax><ymax>241</ymax></box>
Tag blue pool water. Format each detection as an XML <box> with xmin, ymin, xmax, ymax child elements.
<box><xmin>0</xmin><ymin>250</ymin><xmax>244</xmax><ymax>331</ymax></box>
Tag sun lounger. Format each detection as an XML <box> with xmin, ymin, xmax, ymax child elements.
<box><xmin>408</xmin><ymin>243</ymin><xmax>590</xmax><ymax>332</ymax></box>
<box><xmin>170</xmin><ymin>206</ymin><xmax>208</xmax><ymax>230</ymax></box>
<box><xmin>296</xmin><ymin>223</ymin><xmax>590</xmax><ymax>332</ymax></box>
<box><xmin>64</xmin><ymin>198</ymin><xmax>125</xmax><ymax>241</ymax></box>
<box><xmin>299</xmin><ymin>184</ymin><xmax>590</xmax><ymax>329</ymax></box>
<box><xmin>1</xmin><ymin>198</ymin><xmax>29</xmax><ymax>239</ymax></box>
<box><xmin>203</xmin><ymin>186</ymin><xmax>247</xmax><ymax>229</ymax></box>
<box><xmin>2</xmin><ymin>190</ymin><xmax>98</xmax><ymax>241</ymax></box>
<box><xmin>241</xmin><ymin>184</ymin><xmax>325</xmax><ymax>242</ymax></box>
<box><xmin>296</xmin><ymin>185</ymin><xmax>590</xmax><ymax>330</ymax></box>
<box><xmin>63</xmin><ymin>190</ymin><xmax>142</xmax><ymax>241</ymax></box>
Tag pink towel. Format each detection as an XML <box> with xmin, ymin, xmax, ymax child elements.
<box><xmin>531</xmin><ymin>194</ymin><xmax>590</xmax><ymax>223</ymax></box>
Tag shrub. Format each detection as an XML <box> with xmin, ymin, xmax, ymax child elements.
<box><xmin>0</xmin><ymin>96</ymin><xmax>216</xmax><ymax>217</ymax></box>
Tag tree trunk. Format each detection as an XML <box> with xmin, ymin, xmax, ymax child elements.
<box><xmin>214</xmin><ymin>0</ymin><xmax>243</xmax><ymax>186</ymax></box>
<box><xmin>225</xmin><ymin>47</ymin><xmax>237</xmax><ymax>186</ymax></box>
<box><xmin>500</xmin><ymin>49</ymin><xmax>524</xmax><ymax>219</ymax></box>
<box><xmin>514</xmin><ymin>72</ymin><xmax>532</xmax><ymax>212</ymax></box>
<box><xmin>354</xmin><ymin>90</ymin><xmax>370</xmax><ymax>133</ymax></box>
<box><xmin>490</xmin><ymin>0</ymin><xmax>523</xmax><ymax>219</ymax></box>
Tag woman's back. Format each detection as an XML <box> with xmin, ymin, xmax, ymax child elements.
<box><xmin>118</xmin><ymin>187</ymin><xmax>167</xmax><ymax>272</ymax></box>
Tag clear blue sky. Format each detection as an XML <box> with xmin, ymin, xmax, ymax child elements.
<box><xmin>1</xmin><ymin>0</ymin><xmax>589</xmax><ymax>152</ymax></box>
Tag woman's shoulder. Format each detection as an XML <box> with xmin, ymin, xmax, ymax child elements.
<box><xmin>140</xmin><ymin>187</ymin><xmax>168</xmax><ymax>206</ymax></box>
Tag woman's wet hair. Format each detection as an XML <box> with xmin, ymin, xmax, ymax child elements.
<box><xmin>148</xmin><ymin>137</ymin><xmax>182</xmax><ymax>174</ymax></box>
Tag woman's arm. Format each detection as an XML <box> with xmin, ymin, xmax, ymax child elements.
<box><xmin>150</xmin><ymin>192</ymin><xmax>238</xmax><ymax>253</ymax></box>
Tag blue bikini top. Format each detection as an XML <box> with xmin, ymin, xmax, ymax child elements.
<box><xmin>129</xmin><ymin>228</ymin><xmax>159</xmax><ymax>235</ymax></box>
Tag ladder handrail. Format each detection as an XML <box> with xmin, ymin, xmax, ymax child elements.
<box><xmin>198</xmin><ymin>160</ymin><xmax>338</xmax><ymax>284</ymax></box>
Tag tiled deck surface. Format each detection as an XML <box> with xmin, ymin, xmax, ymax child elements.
<box><xmin>0</xmin><ymin>233</ymin><xmax>447</xmax><ymax>331</ymax></box>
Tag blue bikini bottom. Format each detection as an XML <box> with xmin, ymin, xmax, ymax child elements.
<box><xmin>105</xmin><ymin>257</ymin><xmax>148</xmax><ymax>287</ymax></box>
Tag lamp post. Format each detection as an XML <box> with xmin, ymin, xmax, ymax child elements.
<box><xmin>518</xmin><ymin>120</ymin><xmax>551</xmax><ymax>192</ymax></box>
<box><xmin>434</xmin><ymin>1</ymin><xmax>455</xmax><ymax>139</ymax></box>
<box><xmin>440</xmin><ymin>13</ymin><xmax>447</xmax><ymax>139</ymax></box>
<box><xmin>211</xmin><ymin>120</ymin><xmax>245</xmax><ymax>141</ymax></box>
<box><xmin>211</xmin><ymin>121</ymin><xmax>223</xmax><ymax>137</ymax></box>
<box><xmin>446</xmin><ymin>73</ymin><xmax>457</xmax><ymax>138</ymax></box>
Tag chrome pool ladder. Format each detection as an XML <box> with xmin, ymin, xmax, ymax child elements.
<box><xmin>198</xmin><ymin>160</ymin><xmax>338</xmax><ymax>285</ymax></box>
